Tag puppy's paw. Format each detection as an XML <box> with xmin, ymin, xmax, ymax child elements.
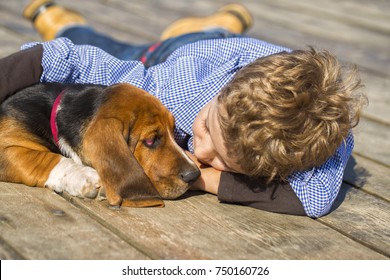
<box><xmin>77</xmin><ymin>166</ymin><xmax>101</xmax><ymax>199</ymax></box>
<box><xmin>97</xmin><ymin>187</ymin><xmax>106</xmax><ymax>201</ymax></box>
<box><xmin>45</xmin><ymin>157</ymin><xmax>101</xmax><ymax>198</ymax></box>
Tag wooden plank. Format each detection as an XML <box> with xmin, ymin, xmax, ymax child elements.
<box><xmin>320</xmin><ymin>183</ymin><xmax>390</xmax><ymax>257</ymax></box>
<box><xmin>67</xmin><ymin>191</ymin><xmax>386</xmax><ymax>259</ymax></box>
<box><xmin>0</xmin><ymin>3</ymin><xmax>39</xmax><ymax>57</ymax></box>
<box><xmin>246</xmin><ymin>0</ymin><xmax>390</xmax><ymax>35</ymax></box>
<box><xmin>190</xmin><ymin>194</ymin><xmax>388</xmax><ymax>259</ymax></box>
<box><xmin>0</xmin><ymin>236</ymin><xmax>24</xmax><ymax>260</ymax></box>
<box><xmin>65</xmin><ymin>0</ymin><xmax>161</xmax><ymax>41</ymax></box>
<box><xmin>244</xmin><ymin>2</ymin><xmax>389</xmax><ymax>74</ymax></box>
<box><xmin>0</xmin><ymin>0</ymin><xmax>153</xmax><ymax>45</ymax></box>
<box><xmin>359</xmin><ymin>73</ymin><xmax>390</xmax><ymax>125</ymax></box>
<box><xmin>353</xmin><ymin>118</ymin><xmax>390</xmax><ymax>167</ymax></box>
<box><xmin>345</xmin><ymin>154</ymin><xmax>390</xmax><ymax>202</ymax></box>
<box><xmin>0</xmin><ymin>3</ymin><xmax>41</xmax><ymax>40</ymax></box>
<box><xmin>0</xmin><ymin>28</ymin><xmax>25</xmax><ymax>57</ymax></box>
<box><xmin>0</xmin><ymin>182</ymin><xmax>149</xmax><ymax>259</ymax></box>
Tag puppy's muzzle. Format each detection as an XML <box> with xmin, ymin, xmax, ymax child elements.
<box><xmin>180</xmin><ymin>168</ymin><xmax>201</xmax><ymax>184</ymax></box>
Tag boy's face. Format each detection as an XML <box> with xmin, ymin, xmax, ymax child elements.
<box><xmin>192</xmin><ymin>97</ymin><xmax>242</xmax><ymax>173</ymax></box>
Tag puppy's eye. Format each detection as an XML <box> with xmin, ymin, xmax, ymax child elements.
<box><xmin>143</xmin><ymin>137</ymin><xmax>158</xmax><ymax>148</ymax></box>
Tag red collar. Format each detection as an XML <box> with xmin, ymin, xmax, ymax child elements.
<box><xmin>50</xmin><ymin>90</ymin><xmax>65</xmax><ymax>146</ymax></box>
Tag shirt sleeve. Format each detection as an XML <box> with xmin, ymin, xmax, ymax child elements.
<box><xmin>21</xmin><ymin>38</ymin><xmax>147</xmax><ymax>88</ymax></box>
<box><xmin>288</xmin><ymin>132</ymin><xmax>354</xmax><ymax>218</ymax></box>
<box><xmin>0</xmin><ymin>45</ymin><xmax>43</xmax><ymax>103</ymax></box>
<box><xmin>218</xmin><ymin>173</ymin><xmax>306</xmax><ymax>216</ymax></box>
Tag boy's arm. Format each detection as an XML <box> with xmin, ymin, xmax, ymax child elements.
<box><xmin>218</xmin><ymin>172</ymin><xmax>306</xmax><ymax>215</ymax></box>
<box><xmin>287</xmin><ymin>132</ymin><xmax>354</xmax><ymax>218</ymax></box>
<box><xmin>0</xmin><ymin>45</ymin><xmax>43</xmax><ymax>103</ymax></box>
<box><xmin>21</xmin><ymin>38</ymin><xmax>145</xmax><ymax>86</ymax></box>
<box><xmin>186</xmin><ymin>152</ymin><xmax>306</xmax><ymax>216</ymax></box>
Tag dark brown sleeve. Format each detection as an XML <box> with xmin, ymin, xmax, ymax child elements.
<box><xmin>217</xmin><ymin>172</ymin><xmax>306</xmax><ymax>216</ymax></box>
<box><xmin>0</xmin><ymin>45</ymin><xmax>43</xmax><ymax>103</ymax></box>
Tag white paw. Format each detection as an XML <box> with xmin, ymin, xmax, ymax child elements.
<box><xmin>45</xmin><ymin>157</ymin><xmax>101</xmax><ymax>198</ymax></box>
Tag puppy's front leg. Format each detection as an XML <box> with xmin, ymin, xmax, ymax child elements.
<box><xmin>0</xmin><ymin>123</ymin><xmax>101</xmax><ymax>198</ymax></box>
<box><xmin>44</xmin><ymin>157</ymin><xmax>101</xmax><ymax>198</ymax></box>
<box><xmin>0</xmin><ymin>146</ymin><xmax>101</xmax><ymax>198</ymax></box>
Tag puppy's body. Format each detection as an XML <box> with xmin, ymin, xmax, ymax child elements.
<box><xmin>2</xmin><ymin>83</ymin><xmax>105</xmax><ymax>155</ymax></box>
<box><xmin>0</xmin><ymin>83</ymin><xmax>200</xmax><ymax>207</ymax></box>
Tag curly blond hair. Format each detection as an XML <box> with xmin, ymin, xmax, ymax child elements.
<box><xmin>217</xmin><ymin>48</ymin><xmax>367</xmax><ymax>181</ymax></box>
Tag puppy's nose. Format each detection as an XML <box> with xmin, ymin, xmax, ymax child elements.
<box><xmin>180</xmin><ymin>168</ymin><xmax>201</xmax><ymax>184</ymax></box>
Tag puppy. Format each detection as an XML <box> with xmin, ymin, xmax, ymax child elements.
<box><xmin>0</xmin><ymin>83</ymin><xmax>200</xmax><ymax>207</ymax></box>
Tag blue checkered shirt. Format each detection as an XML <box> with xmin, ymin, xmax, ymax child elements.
<box><xmin>22</xmin><ymin>37</ymin><xmax>354</xmax><ymax>218</ymax></box>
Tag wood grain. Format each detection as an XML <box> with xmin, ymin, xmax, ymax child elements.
<box><xmin>0</xmin><ymin>0</ymin><xmax>389</xmax><ymax>260</ymax></box>
<box><xmin>0</xmin><ymin>182</ymin><xmax>148</xmax><ymax>259</ymax></box>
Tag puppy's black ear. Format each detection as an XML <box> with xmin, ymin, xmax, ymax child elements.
<box><xmin>81</xmin><ymin>117</ymin><xmax>164</xmax><ymax>208</ymax></box>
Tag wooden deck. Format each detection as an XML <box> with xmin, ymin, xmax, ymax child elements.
<box><xmin>0</xmin><ymin>0</ymin><xmax>389</xmax><ymax>260</ymax></box>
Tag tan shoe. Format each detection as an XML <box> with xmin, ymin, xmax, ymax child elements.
<box><xmin>23</xmin><ymin>0</ymin><xmax>86</xmax><ymax>41</ymax></box>
<box><xmin>160</xmin><ymin>4</ymin><xmax>253</xmax><ymax>41</ymax></box>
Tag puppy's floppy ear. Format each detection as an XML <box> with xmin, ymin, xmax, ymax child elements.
<box><xmin>81</xmin><ymin>117</ymin><xmax>164</xmax><ymax>208</ymax></box>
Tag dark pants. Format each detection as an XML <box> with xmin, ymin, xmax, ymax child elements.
<box><xmin>58</xmin><ymin>26</ymin><xmax>240</xmax><ymax>68</ymax></box>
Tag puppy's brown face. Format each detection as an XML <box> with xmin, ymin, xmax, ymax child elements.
<box><xmin>129</xmin><ymin>93</ymin><xmax>200</xmax><ymax>199</ymax></box>
<box><xmin>87</xmin><ymin>84</ymin><xmax>200</xmax><ymax>203</ymax></box>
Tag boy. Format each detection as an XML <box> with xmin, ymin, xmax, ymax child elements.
<box><xmin>0</xmin><ymin>1</ymin><xmax>366</xmax><ymax>217</ymax></box>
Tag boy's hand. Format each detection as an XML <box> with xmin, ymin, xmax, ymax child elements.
<box><xmin>185</xmin><ymin>151</ymin><xmax>220</xmax><ymax>195</ymax></box>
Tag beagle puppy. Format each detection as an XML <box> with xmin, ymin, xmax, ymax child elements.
<box><xmin>0</xmin><ymin>83</ymin><xmax>200</xmax><ymax>207</ymax></box>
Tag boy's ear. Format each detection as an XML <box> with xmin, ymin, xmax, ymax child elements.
<box><xmin>81</xmin><ymin>118</ymin><xmax>164</xmax><ymax>208</ymax></box>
